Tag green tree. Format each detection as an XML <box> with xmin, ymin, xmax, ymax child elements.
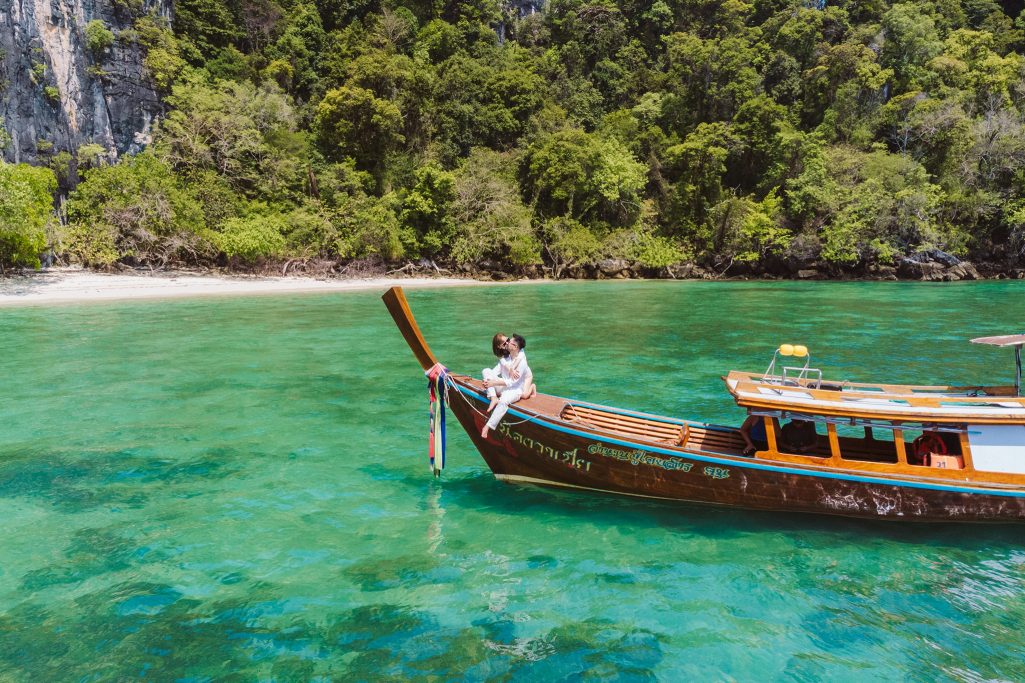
<box><xmin>399</xmin><ymin>164</ymin><xmax>456</xmax><ymax>258</ymax></box>
<box><xmin>788</xmin><ymin>146</ymin><xmax>947</xmax><ymax>265</ymax></box>
<box><xmin>135</xmin><ymin>13</ymin><xmax>187</xmax><ymax>92</ymax></box>
<box><xmin>707</xmin><ymin>190</ymin><xmax>791</xmax><ymax>263</ymax></box>
<box><xmin>521</xmin><ymin>130</ymin><xmax>646</xmax><ymax>227</ymax></box>
<box><xmin>881</xmin><ymin>3</ymin><xmax>944</xmax><ymax>91</ymax></box>
<box><xmin>0</xmin><ymin>163</ymin><xmax>56</xmax><ymax>270</ymax></box>
<box><xmin>662</xmin><ymin>122</ymin><xmax>736</xmax><ymax>247</ymax></box>
<box><xmin>432</xmin><ymin>51</ymin><xmax>543</xmax><ymax>159</ymax></box>
<box><xmin>155</xmin><ymin>78</ymin><xmax>305</xmax><ymax>201</ymax></box>
<box><xmin>265</xmin><ymin>1</ymin><xmax>326</xmax><ymax>97</ymax></box>
<box><xmin>804</xmin><ymin>41</ymin><xmax>889</xmax><ymax>134</ymax></box>
<box><xmin>315</xmin><ymin>85</ymin><xmax>405</xmax><ymax>180</ymax></box>
<box><xmin>539</xmin><ymin>216</ymin><xmax>602</xmax><ymax>278</ymax></box>
<box><xmin>173</xmin><ymin>0</ymin><xmax>242</xmax><ymax>59</ymax></box>
<box><xmin>65</xmin><ymin>153</ymin><xmax>206</xmax><ymax>268</ymax></box>
<box><xmin>450</xmin><ymin>148</ymin><xmax>538</xmax><ymax>265</ymax></box>
<box><xmin>662</xmin><ymin>32</ymin><xmax>759</xmax><ymax>129</ymax></box>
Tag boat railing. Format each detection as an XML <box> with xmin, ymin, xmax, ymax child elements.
<box><xmin>762</xmin><ymin>344</ymin><xmax>822</xmax><ymax>387</ymax></box>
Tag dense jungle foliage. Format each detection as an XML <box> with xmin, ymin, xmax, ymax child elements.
<box><xmin>4</xmin><ymin>0</ymin><xmax>1025</xmax><ymax>276</ymax></box>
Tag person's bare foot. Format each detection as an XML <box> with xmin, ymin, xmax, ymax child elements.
<box><xmin>487</xmin><ymin>399</ymin><xmax>498</xmax><ymax>412</ymax></box>
<box><xmin>481</xmin><ymin>425</ymin><xmax>490</xmax><ymax>439</ymax></box>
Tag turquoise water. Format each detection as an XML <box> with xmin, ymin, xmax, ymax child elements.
<box><xmin>1</xmin><ymin>281</ymin><xmax>1025</xmax><ymax>680</ymax></box>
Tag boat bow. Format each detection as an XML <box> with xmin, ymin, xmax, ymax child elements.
<box><xmin>382</xmin><ymin>286</ymin><xmax>439</xmax><ymax>371</ymax></box>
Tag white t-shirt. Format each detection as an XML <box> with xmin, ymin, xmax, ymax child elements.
<box><xmin>501</xmin><ymin>352</ymin><xmax>530</xmax><ymax>391</ymax></box>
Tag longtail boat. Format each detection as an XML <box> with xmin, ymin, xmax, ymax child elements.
<box><xmin>384</xmin><ymin>286</ymin><xmax>1025</xmax><ymax>522</ymax></box>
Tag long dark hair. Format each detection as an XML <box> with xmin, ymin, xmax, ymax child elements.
<box><xmin>491</xmin><ymin>333</ymin><xmax>508</xmax><ymax>358</ymax></box>
<box><xmin>509</xmin><ymin>334</ymin><xmax>526</xmax><ymax>351</ymax></box>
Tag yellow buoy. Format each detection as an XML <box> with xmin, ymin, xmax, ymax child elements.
<box><xmin>779</xmin><ymin>344</ymin><xmax>794</xmax><ymax>356</ymax></box>
<box><xmin>793</xmin><ymin>345</ymin><xmax>809</xmax><ymax>358</ymax></box>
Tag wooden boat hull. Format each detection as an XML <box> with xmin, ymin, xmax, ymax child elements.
<box><xmin>382</xmin><ymin>286</ymin><xmax>1025</xmax><ymax>522</ymax></box>
<box><xmin>444</xmin><ymin>378</ymin><xmax>1025</xmax><ymax>522</ymax></box>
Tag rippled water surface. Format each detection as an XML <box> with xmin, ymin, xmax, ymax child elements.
<box><xmin>2</xmin><ymin>281</ymin><xmax>1025</xmax><ymax>680</ymax></box>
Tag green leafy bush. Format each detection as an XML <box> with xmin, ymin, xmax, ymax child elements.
<box><xmin>450</xmin><ymin>149</ymin><xmax>538</xmax><ymax>266</ymax></box>
<box><xmin>398</xmin><ymin>164</ymin><xmax>456</xmax><ymax>258</ymax></box>
<box><xmin>65</xmin><ymin>152</ymin><xmax>206</xmax><ymax>267</ymax></box>
<box><xmin>540</xmin><ymin>217</ymin><xmax>602</xmax><ymax>278</ymax></box>
<box><xmin>0</xmin><ymin>163</ymin><xmax>57</xmax><ymax>270</ymax></box>
<box><xmin>209</xmin><ymin>212</ymin><xmax>287</xmax><ymax>262</ymax></box>
<box><xmin>135</xmin><ymin>13</ymin><xmax>186</xmax><ymax>91</ymax></box>
<box><xmin>85</xmin><ymin>20</ymin><xmax>115</xmax><ymax>59</ymax></box>
<box><xmin>334</xmin><ymin>197</ymin><xmax>403</xmax><ymax>260</ymax></box>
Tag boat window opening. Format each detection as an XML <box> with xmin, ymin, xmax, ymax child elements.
<box><xmin>799</xmin><ymin>422</ymin><xmax>830</xmax><ymax>459</ymax></box>
<box><xmin>832</xmin><ymin>423</ymin><xmax>900</xmax><ymax>464</ymax></box>
<box><xmin>848</xmin><ymin>425</ymin><xmax>897</xmax><ymax>443</ymax></box>
<box><xmin>898</xmin><ymin>428</ymin><xmax>964</xmax><ymax>468</ymax></box>
<box><xmin>775</xmin><ymin>418</ymin><xmax>828</xmax><ymax>457</ymax></box>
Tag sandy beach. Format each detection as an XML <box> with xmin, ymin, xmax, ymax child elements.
<box><xmin>0</xmin><ymin>268</ymin><xmax>488</xmax><ymax>307</ymax></box>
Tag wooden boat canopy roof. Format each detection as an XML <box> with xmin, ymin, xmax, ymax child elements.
<box><xmin>971</xmin><ymin>334</ymin><xmax>1025</xmax><ymax>347</ymax></box>
<box><xmin>724</xmin><ymin>370</ymin><xmax>1025</xmax><ymax>423</ymax></box>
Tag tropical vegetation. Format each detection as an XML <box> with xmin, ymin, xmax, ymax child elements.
<box><xmin>3</xmin><ymin>0</ymin><xmax>1025</xmax><ymax>277</ymax></box>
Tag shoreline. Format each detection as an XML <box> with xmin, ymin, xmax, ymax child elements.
<box><xmin>0</xmin><ymin>268</ymin><xmax>494</xmax><ymax>307</ymax></box>
<box><xmin>0</xmin><ymin>264</ymin><xmax>1017</xmax><ymax>307</ymax></box>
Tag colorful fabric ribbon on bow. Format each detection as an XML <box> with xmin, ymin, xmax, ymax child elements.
<box><xmin>426</xmin><ymin>363</ymin><xmax>448</xmax><ymax>476</ymax></box>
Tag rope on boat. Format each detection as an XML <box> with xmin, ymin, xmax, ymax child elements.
<box><xmin>420</xmin><ymin>368</ymin><xmax>543</xmax><ymax>478</ymax></box>
<box><xmin>563</xmin><ymin>403</ymin><xmax>599</xmax><ymax>430</ymax></box>
<box><xmin>442</xmin><ymin>373</ymin><xmax>540</xmax><ymax>427</ymax></box>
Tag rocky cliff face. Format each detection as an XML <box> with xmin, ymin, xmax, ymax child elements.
<box><xmin>0</xmin><ymin>0</ymin><xmax>169</xmax><ymax>167</ymax></box>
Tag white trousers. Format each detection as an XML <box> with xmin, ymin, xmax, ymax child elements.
<box><xmin>486</xmin><ymin>387</ymin><xmax>523</xmax><ymax>430</ymax></box>
<box><xmin>482</xmin><ymin>367</ymin><xmax>500</xmax><ymax>399</ymax></box>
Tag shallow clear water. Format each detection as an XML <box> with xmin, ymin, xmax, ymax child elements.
<box><xmin>2</xmin><ymin>281</ymin><xmax>1025</xmax><ymax>680</ymax></box>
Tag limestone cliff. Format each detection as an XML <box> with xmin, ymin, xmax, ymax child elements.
<box><xmin>0</xmin><ymin>0</ymin><xmax>169</xmax><ymax>166</ymax></box>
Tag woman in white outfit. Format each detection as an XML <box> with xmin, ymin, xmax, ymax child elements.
<box><xmin>482</xmin><ymin>333</ymin><xmax>511</xmax><ymax>412</ymax></box>
<box><xmin>482</xmin><ymin>334</ymin><xmax>531</xmax><ymax>438</ymax></box>
<box><xmin>482</xmin><ymin>333</ymin><xmax>534</xmax><ymax>410</ymax></box>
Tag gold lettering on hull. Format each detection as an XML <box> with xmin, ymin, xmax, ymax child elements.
<box><xmin>587</xmin><ymin>443</ymin><xmax>695</xmax><ymax>472</ymax></box>
<box><xmin>498</xmin><ymin>423</ymin><xmax>592</xmax><ymax>471</ymax></box>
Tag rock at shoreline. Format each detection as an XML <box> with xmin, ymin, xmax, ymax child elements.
<box><xmin>897</xmin><ymin>252</ymin><xmax>978</xmax><ymax>281</ymax></box>
<box><xmin>944</xmin><ymin>262</ymin><xmax>980</xmax><ymax>281</ymax></box>
<box><xmin>598</xmin><ymin>258</ymin><xmax>631</xmax><ymax>278</ymax></box>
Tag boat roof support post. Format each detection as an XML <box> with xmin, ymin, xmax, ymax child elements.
<box><xmin>968</xmin><ymin>334</ymin><xmax>1025</xmax><ymax>397</ymax></box>
<box><xmin>1017</xmin><ymin>345</ymin><xmax>1021</xmax><ymax>397</ymax></box>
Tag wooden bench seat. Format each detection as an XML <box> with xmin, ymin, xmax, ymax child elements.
<box><xmin>561</xmin><ymin>405</ymin><xmax>686</xmax><ymax>445</ymax></box>
<box><xmin>684</xmin><ymin>426</ymin><xmax>747</xmax><ymax>454</ymax></box>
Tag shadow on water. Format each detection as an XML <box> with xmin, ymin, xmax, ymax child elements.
<box><xmin>0</xmin><ymin>577</ymin><xmax>667</xmax><ymax>680</ymax></box>
<box><xmin>0</xmin><ymin>446</ymin><xmax>247</xmax><ymax>511</ymax></box>
<box><xmin>439</xmin><ymin>466</ymin><xmax>1025</xmax><ymax>549</ymax></box>
<box><xmin>20</xmin><ymin>526</ymin><xmax>171</xmax><ymax>591</ymax></box>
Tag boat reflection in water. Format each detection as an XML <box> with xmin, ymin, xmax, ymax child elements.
<box><xmin>384</xmin><ymin>286</ymin><xmax>1025</xmax><ymax>522</ymax></box>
